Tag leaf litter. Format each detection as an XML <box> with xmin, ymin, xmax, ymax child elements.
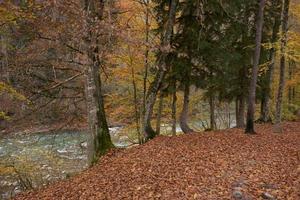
<box><xmin>15</xmin><ymin>122</ymin><xmax>300</xmax><ymax>200</ymax></box>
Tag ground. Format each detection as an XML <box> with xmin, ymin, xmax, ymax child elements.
<box><xmin>15</xmin><ymin>122</ymin><xmax>300</xmax><ymax>200</ymax></box>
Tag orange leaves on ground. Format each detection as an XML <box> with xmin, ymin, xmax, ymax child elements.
<box><xmin>15</xmin><ymin>122</ymin><xmax>300</xmax><ymax>200</ymax></box>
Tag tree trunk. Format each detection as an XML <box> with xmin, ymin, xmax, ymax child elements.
<box><xmin>129</xmin><ymin>47</ymin><xmax>141</xmax><ymax>142</ymax></box>
<box><xmin>236</xmin><ymin>97</ymin><xmax>239</xmax><ymax>126</ymax></box>
<box><xmin>288</xmin><ymin>60</ymin><xmax>294</xmax><ymax>105</ymax></box>
<box><xmin>209</xmin><ymin>95</ymin><xmax>216</xmax><ymax>130</ymax></box>
<box><xmin>143</xmin><ymin>0</ymin><xmax>178</xmax><ymax>141</ymax></box>
<box><xmin>85</xmin><ymin>0</ymin><xmax>113</xmax><ymax>164</ymax></box>
<box><xmin>156</xmin><ymin>93</ymin><xmax>164</xmax><ymax>135</ymax></box>
<box><xmin>260</xmin><ymin>0</ymin><xmax>282</xmax><ymax>122</ymax></box>
<box><xmin>274</xmin><ymin>0</ymin><xmax>290</xmax><ymax>133</ymax></box>
<box><xmin>245</xmin><ymin>0</ymin><xmax>266</xmax><ymax>134</ymax></box>
<box><xmin>143</xmin><ymin>0</ymin><xmax>150</xmax><ymax>116</ymax></box>
<box><xmin>236</xmin><ymin>96</ymin><xmax>245</xmax><ymax>128</ymax></box>
<box><xmin>180</xmin><ymin>76</ymin><xmax>193</xmax><ymax>134</ymax></box>
<box><xmin>171</xmin><ymin>81</ymin><xmax>177</xmax><ymax>136</ymax></box>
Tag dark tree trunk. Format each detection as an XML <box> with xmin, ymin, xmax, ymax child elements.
<box><xmin>156</xmin><ymin>93</ymin><xmax>164</xmax><ymax>135</ymax></box>
<box><xmin>180</xmin><ymin>74</ymin><xmax>193</xmax><ymax>134</ymax></box>
<box><xmin>209</xmin><ymin>95</ymin><xmax>216</xmax><ymax>130</ymax></box>
<box><xmin>143</xmin><ymin>0</ymin><xmax>150</xmax><ymax>116</ymax></box>
<box><xmin>143</xmin><ymin>0</ymin><xmax>178</xmax><ymax>141</ymax></box>
<box><xmin>171</xmin><ymin>81</ymin><xmax>177</xmax><ymax>136</ymax></box>
<box><xmin>236</xmin><ymin>98</ymin><xmax>239</xmax><ymax>126</ymax></box>
<box><xmin>143</xmin><ymin>70</ymin><xmax>166</xmax><ymax>140</ymax></box>
<box><xmin>236</xmin><ymin>96</ymin><xmax>245</xmax><ymax>128</ymax></box>
<box><xmin>260</xmin><ymin>0</ymin><xmax>282</xmax><ymax>122</ymax></box>
<box><xmin>129</xmin><ymin>49</ymin><xmax>141</xmax><ymax>142</ymax></box>
<box><xmin>288</xmin><ymin>60</ymin><xmax>294</xmax><ymax>105</ymax></box>
<box><xmin>141</xmin><ymin>0</ymin><xmax>150</xmax><ymax>142</ymax></box>
<box><xmin>274</xmin><ymin>0</ymin><xmax>290</xmax><ymax>133</ymax></box>
<box><xmin>245</xmin><ymin>0</ymin><xmax>266</xmax><ymax>134</ymax></box>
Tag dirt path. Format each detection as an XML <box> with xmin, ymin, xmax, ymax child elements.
<box><xmin>15</xmin><ymin>122</ymin><xmax>300</xmax><ymax>200</ymax></box>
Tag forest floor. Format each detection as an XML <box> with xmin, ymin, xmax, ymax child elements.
<box><xmin>15</xmin><ymin>122</ymin><xmax>300</xmax><ymax>200</ymax></box>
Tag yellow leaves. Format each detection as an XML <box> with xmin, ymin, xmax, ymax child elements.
<box><xmin>0</xmin><ymin>82</ymin><xmax>27</xmax><ymax>102</ymax></box>
<box><xmin>0</xmin><ymin>1</ymin><xmax>39</xmax><ymax>27</ymax></box>
<box><xmin>0</xmin><ymin>5</ymin><xmax>18</xmax><ymax>25</ymax></box>
<box><xmin>0</xmin><ymin>111</ymin><xmax>10</xmax><ymax>120</ymax></box>
<box><xmin>287</xmin><ymin>31</ymin><xmax>300</xmax><ymax>60</ymax></box>
<box><xmin>0</xmin><ymin>165</ymin><xmax>15</xmax><ymax>175</ymax></box>
<box><xmin>291</xmin><ymin>1</ymin><xmax>300</xmax><ymax>21</ymax></box>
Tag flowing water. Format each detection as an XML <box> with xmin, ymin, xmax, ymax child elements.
<box><xmin>0</xmin><ymin>128</ymin><xmax>128</xmax><ymax>199</ymax></box>
<box><xmin>0</xmin><ymin>110</ymin><xmax>236</xmax><ymax>199</ymax></box>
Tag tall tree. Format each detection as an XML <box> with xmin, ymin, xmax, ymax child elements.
<box><xmin>143</xmin><ymin>0</ymin><xmax>178</xmax><ymax>141</ymax></box>
<box><xmin>155</xmin><ymin>92</ymin><xmax>164</xmax><ymax>135</ymax></box>
<box><xmin>245</xmin><ymin>0</ymin><xmax>266</xmax><ymax>134</ymax></box>
<box><xmin>171</xmin><ymin>81</ymin><xmax>177</xmax><ymax>135</ymax></box>
<box><xmin>274</xmin><ymin>0</ymin><xmax>290</xmax><ymax>133</ymax></box>
<box><xmin>179</xmin><ymin>69</ymin><xmax>194</xmax><ymax>133</ymax></box>
<box><xmin>260</xmin><ymin>0</ymin><xmax>282</xmax><ymax>122</ymax></box>
<box><xmin>84</xmin><ymin>0</ymin><xmax>114</xmax><ymax>163</ymax></box>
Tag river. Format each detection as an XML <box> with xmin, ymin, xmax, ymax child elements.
<box><xmin>0</xmin><ymin>112</ymin><xmax>236</xmax><ymax>199</ymax></box>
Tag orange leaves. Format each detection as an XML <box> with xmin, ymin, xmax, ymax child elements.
<box><xmin>15</xmin><ymin>122</ymin><xmax>300</xmax><ymax>200</ymax></box>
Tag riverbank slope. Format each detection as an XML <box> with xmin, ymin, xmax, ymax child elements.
<box><xmin>15</xmin><ymin>122</ymin><xmax>300</xmax><ymax>200</ymax></box>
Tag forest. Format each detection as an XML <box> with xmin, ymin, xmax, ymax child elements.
<box><xmin>0</xmin><ymin>0</ymin><xmax>300</xmax><ymax>199</ymax></box>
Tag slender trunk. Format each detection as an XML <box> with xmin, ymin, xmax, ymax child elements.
<box><xmin>156</xmin><ymin>93</ymin><xmax>164</xmax><ymax>135</ymax></box>
<box><xmin>245</xmin><ymin>0</ymin><xmax>266</xmax><ymax>134</ymax></box>
<box><xmin>236</xmin><ymin>96</ymin><xmax>245</xmax><ymax>128</ymax></box>
<box><xmin>180</xmin><ymin>75</ymin><xmax>193</xmax><ymax>133</ymax></box>
<box><xmin>261</xmin><ymin>1</ymin><xmax>282</xmax><ymax>122</ymax></box>
<box><xmin>209</xmin><ymin>95</ymin><xmax>216</xmax><ymax>130</ymax></box>
<box><xmin>227</xmin><ymin>102</ymin><xmax>231</xmax><ymax>128</ymax></box>
<box><xmin>236</xmin><ymin>98</ymin><xmax>239</xmax><ymax>126</ymax></box>
<box><xmin>274</xmin><ymin>0</ymin><xmax>290</xmax><ymax>133</ymax></box>
<box><xmin>129</xmin><ymin>49</ymin><xmax>141</xmax><ymax>142</ymax></box>
<box><xmin>141</xmin><ymin>0</ymin><xmax>150</xmax><ymax>142</ymax></box>
<box><xmin>288</xmin><ymin>60</ymin><xmax>294</xmax><ymax>105</ymax></box>
<box><xmin>85</xmin><ymin>0</ymin><xmax>113</xmax><ymax>164</ymax></box>
<box><xmin>171</xmin><ymin>81</ymin><xmax>177</xmax><ymax>135</ymax></box>
<box><xmin>143</xmin><ymin>0</ymin><xmax>150</xmax><ymax>115</ymax></box>
<box><xmin>143</xmin><ymin>0</ymin><xmax>178</xmax><ymax>141</ymax></box>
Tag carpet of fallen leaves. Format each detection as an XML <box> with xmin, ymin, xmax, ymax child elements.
<box><xmin>15</xmin><ymin>122</ymin><xmax>300</xmax><ymax>200</ymax></box>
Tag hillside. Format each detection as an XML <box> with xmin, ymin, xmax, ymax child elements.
<box><xmin>15</xmin><ymin>122</ymin><xmax>300</xmax><ymax>200</ymax></box>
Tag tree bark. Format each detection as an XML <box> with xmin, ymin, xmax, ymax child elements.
<box><xmin>171</xmin><ymin>81</ymin><xmax>177</xmax><ymax>136</ymax></box>
<box><xmin>209</xmin><ymin>95</ymin><xmax>216</xmax><ymax>130</ymax></box>
<box><xmin>143</xmin><ymin>0</ymin><xmax>150</xmax><ymax>116</ymax></box>
<box><xmin>129</xmin><ymin>47</ymin><xmax>141</xmax><ymax>142</ymax></box>
<box><xmin>236</xmin><ymin>96</ymin><xmax>245</xmax><ymax>128</ymax></box>
<box><xmin>143</xmin><ymin>0</ymin><xmax>178</xmax><ymax>141</ymax></box>
<box><xmin>236</xmin><ymin>98</ymin><xmax>239</xmax><ymax>126</ymax></box>
<box><xmin>245</xmin><ymin>0</ymin><xmax>266</xmax><ymax>134</ymax></box>
<box><xmin>156</xmin><ymin>93</ymin><xmax>164</xmax><ymax>135</ymax></box>
<box><xmin>180</xmin><ymin>74</ymin><xmax>193</xmax><ymax>133</ymax></box>
<box><xmin>85</xmin><ymin>0</ymin><xmax>113</xmax><ymax>164</ymax></box>
<box><xmin>274</xmin><ymin>0</ymin><xmax>290</xmax><ymax>133</ymax></box>
<box><xmin>288</xmin><ymin>60</ymin><xmax>294</xmax><ymax>105</ymax></box>
<box><xmin>260</xmin><ymin>0</ymin><xmax>282</xmax><ymax>122</ymax></box>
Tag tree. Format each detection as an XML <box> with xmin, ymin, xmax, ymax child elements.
<box><xmin>259</xmin><ymin>0</ymin><xmax>283</xmax><ymax>122</ymax></box>
<box><xmin>84</xmin><ymin>0</ymin><xmax>114</xmax><ymax>162</ymax></box>
<box><xmin>143</xmin><ymin>0</ymin><xmax>178</xmax><ymax>141</ymax></box>
<box><xmin>179</xmin><ymin>69</ymin><xmax>194</xmax><ymax>133</ymax></box>
<box><xmin>245</xmin><ymin>0</ymin><xmax>266</xmax><ymax>134</ymax></box>
<box><xmin>274</xmin><ymin>0</ymin><xmax>290</xmax><ymax>133</ymax></box>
